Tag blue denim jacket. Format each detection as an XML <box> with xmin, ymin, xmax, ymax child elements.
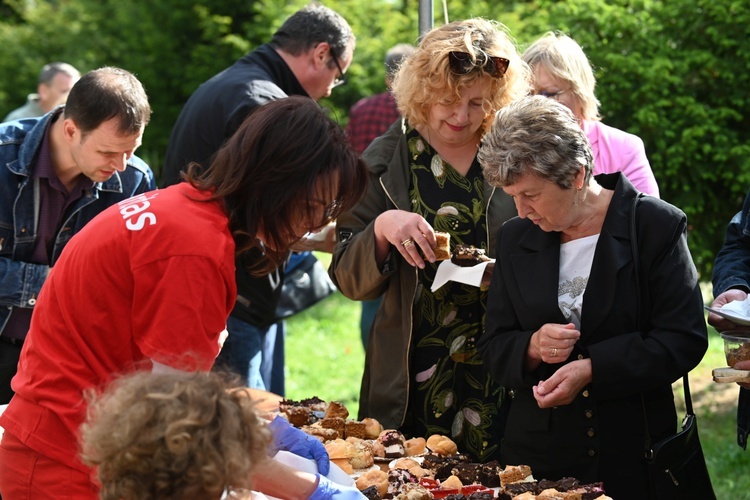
<box><xmin>0</xmin><ymin>112</ymin><xmax>156</xmax><ymax>337</ymax></box>
<box><xmin>713</xmin><ymin>189</ymin><xmax>750</xmax><ymax>296</ymax></box>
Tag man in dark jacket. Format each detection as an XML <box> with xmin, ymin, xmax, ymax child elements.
<box><xmin>0</xmin><ymin>67</ymin><xmax>155</xmax><ymax>403</ymax></box>
<box><xmin>161</xmin><ymin>4</ymin><xmax>354</xmax><ymax>395</ymax></box>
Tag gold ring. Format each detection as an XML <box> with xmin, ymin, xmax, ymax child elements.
<box><xmin>401</xmin><ymin>238</ymin><xmax>414</xmax><ymax>249</ymax></box>
<box><xmin>552</xmin><ymin>347</ymin><xmax>558</xmax><ymax>357</ymax></box>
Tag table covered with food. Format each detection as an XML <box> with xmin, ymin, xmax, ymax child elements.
<box><xmin>269</xmin><ymin>396</ymin><xmax>614</xmax><ymax>500</ymax></box>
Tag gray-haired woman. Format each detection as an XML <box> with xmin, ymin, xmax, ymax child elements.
<box><xmin>477</xmin><ymin>95</ymin><xmax>707</xmax><ymax>497</ymax></box>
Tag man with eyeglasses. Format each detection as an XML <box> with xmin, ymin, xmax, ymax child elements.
<box><xmin>161</xmin><ymin>4</ymin><xmax>355</xmax><ymax>398</ymax></box>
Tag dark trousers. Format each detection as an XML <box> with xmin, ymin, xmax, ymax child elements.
<box><xmin>214</xmin><ymin>316</ymin><xmax>285</xmax><ymax>396</ymax></box>
<box><xmin>0</xmin><ymin>339</ymin><xmax>23</xmax><ymax>405</ymax></box>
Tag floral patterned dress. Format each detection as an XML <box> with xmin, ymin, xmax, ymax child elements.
<box><xmin>400</xmin><ymin>126</ymin><xmax>507</xmax><ymax>462</ymax></box>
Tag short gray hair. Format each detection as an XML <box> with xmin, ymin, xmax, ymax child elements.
<box><xmin>478</xmin><ymin>95</ymin><xmax>593</xmax><ymax>189</ymax></box>
<box><xmin>384</xmin><ymin>43</ymin><xmax>414</xmax><ymax>79</ymax></box>
<box><xmin>38</xmin><ymin>62</ymin><xmax>80</xmax><ymax>85</ymax></box>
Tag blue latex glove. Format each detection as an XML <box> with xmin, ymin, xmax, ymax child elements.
<box><xmin>308</xmin><ymin>474</ymin><xmax>366</xmax><ymax>500</ymax></box>
<box><xmin>268</xmin><ymin>415</ymin><xmax>330</xmax><ymax>475</ymax></box>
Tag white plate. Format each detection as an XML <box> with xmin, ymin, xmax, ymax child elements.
<box><xmin>704</xmin><ymin>305</ymin><xmax>750</xmax><ymax>326</ymax></box>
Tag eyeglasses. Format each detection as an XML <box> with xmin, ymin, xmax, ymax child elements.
<box><xmin>322</xmin><ymin>199</ymin><xmax>339</xmax><ymax>225</ymax></box>
<box><xmin>331</xmin><ymin>54</ymin><xmax>347</xmax><ymax>88</ymax></box>
<box><xmin>448</xmin><ymin>51</ymin><xmax>510</xmax><ymax>79</ymax></box>
<box><xmin>536</xmin><ymin>89</ymin><xmax>567</xmax><ymax>101</ymax></box>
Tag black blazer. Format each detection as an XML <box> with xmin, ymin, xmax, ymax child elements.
<box><xmin>479</xmin><ymin>173</ymin><xmax>708</xmax><ymax>498</ymax></box>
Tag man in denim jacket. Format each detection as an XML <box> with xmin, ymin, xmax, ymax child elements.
<box><xmin>0</xmin><ymin>67</ymin><xmax>155</xmax><ymax>403</ymax></box>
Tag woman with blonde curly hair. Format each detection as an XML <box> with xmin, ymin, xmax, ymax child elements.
<box><xmin>80</xmin><ymin>371</ymin><xmax>271</xmax><ymax>500</ymax></box>
<box><xmin>331</xmin><ymin>18</ymin><xmax>531</xmax><ymax>461</ymax></box>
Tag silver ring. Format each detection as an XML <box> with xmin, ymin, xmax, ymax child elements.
<box><xmin>552</xmin><ymin>347</ymin><xmax>558</xmax><ymax>357</ymax></box>
<box><xmin>401</xmin><ymin>238</ymin><xmax>414</xmax><ymax>249</ymax></box>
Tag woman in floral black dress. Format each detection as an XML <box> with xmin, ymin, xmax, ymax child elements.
<box><xmin>331</xmin><ymin>18</ymin><xmax>530</xmax><ymax>461</ymax></box>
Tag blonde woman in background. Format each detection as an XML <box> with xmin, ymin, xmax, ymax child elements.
<box><xmin>523</xmin><ymin>31</ymin><xmax>659</xmax><ymax>197</ymax></box>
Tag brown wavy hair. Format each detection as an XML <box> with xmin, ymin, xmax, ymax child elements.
<box><xmin>185</xmin><ymin>96</ymin><xmax>369</xmax><ymax>275</ymax></box>
<box><xmin>80</xmin><ymin>371</ymin><xmax>271</xmax><ymax>500</ymax></box>
<box><xmin>392</xmin><ymin>18</ymin><xmax>531</xmax><ymax>137</ymax></box>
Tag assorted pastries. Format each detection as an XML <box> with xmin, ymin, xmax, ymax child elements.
<box><xmin>275</xmin><ymin>398</ymin><xmax>613</xmax><ymax>500</ymax></box>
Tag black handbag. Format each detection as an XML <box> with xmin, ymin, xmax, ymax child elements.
<box><xmin>642</xmin><ymin>377</ymin><xmax>715</xmax><ymax>500</ymax></box>
<box><xmin>631</xmin><ymin>193</ymin><xmax>715</xmax><ymax>499</ymax></box>
<box><xmin>274</xmin><ymin>252</ymin><xmax>336</xmax><ymax>321</ymax></box>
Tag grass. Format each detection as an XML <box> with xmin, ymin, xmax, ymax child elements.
<box><xmin>286</xmin><ymin>265</ymin><xmax>750</xmax><ymax>497</ymax></box>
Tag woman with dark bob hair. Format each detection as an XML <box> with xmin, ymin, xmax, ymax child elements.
<box><xmin>0</xmin><ymin>96</ymin><xmax>369</xmax><ymax>499</ymax></box>
<box><xmin>331</xmin><ymin>18</ymin><xmax>530</xmax><ymax>461</ymax></box>
<box><xmin>476</xmin><ymin>95</ymin><xmax>708</xmax><ymax>497</ymax></box>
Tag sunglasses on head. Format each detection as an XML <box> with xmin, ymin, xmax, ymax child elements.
<box><xmin>448</xmin><ymin>51</ymin><xmax>510</xmax><ymax>79</ymax></box>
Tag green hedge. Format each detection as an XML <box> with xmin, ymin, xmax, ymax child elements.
<box><xmin>1</xmin><ymin>0</ymin><xmax>746</xmax><ymax>278</ymax></box>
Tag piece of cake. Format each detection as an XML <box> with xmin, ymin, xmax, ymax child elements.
<box><xmin>380</xmin><ymin>429</ymin><xmax>406</xmax><ymax>458</ymax></box>
<box><xmin>284</xmin><ymin>406</ymin><xmax>313</xmax><ymax>427</ymax></box>
<box><xmin>434</xmin><ymin>232</ymin><xmax>451</xmax><ymax>261</ymax></box>
<box><xmin>451</xmin><ymin>463</ymin><xmax>481</xmax><ymax>485</ymax></box>
<box><xmin>537</xmin><ymin>478</ymin><xmax>579</xmax><ymax>492</ymax></box>
<box><xmin>467</xmin><ymin>492</ymin><xmax>494</xmax><ymax>500</ymax></box>
<box><xmin>421</xmin><ymin>453</ymin><xmax>471</xmax><ymax>480</ymax></box>
<box><xmin>478</xmin><ymin>461</ymin><xmax>501</xmax><ymax>487</ymax></box>
<box><xmin>361</xmin><ymin>485</ymin><xmax>382</xmax><ymax>500</ymax></box>
<box><xmin>345</xmin><ymin>419</ymin><xmax>367</xmax><ymax>439</ymax></box>
<box><xmin>501</xmin><ymin>481</ymin><xmax>538</xmax><ymax>497</ymax></box>
<box><xmin>325</xmin><ymin>400</ymin><xmax>350</xmax><ymax>419</ymax></box>
<box><xmin>499</xmin><ymin>464</ymin><xmax>533</xmax><ymax>487</ymax></box>
<box><xmin>300</xmin><ymin>424</ymin><xmax>338</xmax><ymax>442</ymax></box>
<box><xmin>319</xmin><ymin>417</ymin><xmax>345</xmax><ymax>439</ymax></box>
<box><xmin>387</xmin><ymin>469</ymin><xmax>419</xmax><ymax>498</ymax></box>
<box><xmin>537</xmin><ymin>488</ymin><xmax>582</xmax><ymax>500</ymax></box>
<box><xmin>451</xmin><ymin>244</ymin><xmax>491</xmax><ymax>267</ymax></box>
<box><xmin>568</xmin><ymin>482</ymin><xmax>607</xmax><ymax>500</ymax></box>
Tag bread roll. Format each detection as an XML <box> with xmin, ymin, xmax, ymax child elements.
<box><xmin>426</xmin><ymin>434</ymin><xmax>457</xmax><ymax>455</ymax></box>
<box><xmin>356</xmin><ymin>468</ymin><xmax>389</xmax><ymax>496</ymax></box>
<box><xmin>404</xmin><ymin>436</ymin><xmax>426</xmax><ymax>456</ymax></box>
<box><xmin>362</xmin><ymin>417</ymin><xmax>383</xmax><ymax>439</ymax></box>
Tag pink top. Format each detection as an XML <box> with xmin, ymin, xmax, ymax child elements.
<box><xmin>584</xmin><ymin>120</ymin><xmax>660</xmax><ymax>198</ymax></box>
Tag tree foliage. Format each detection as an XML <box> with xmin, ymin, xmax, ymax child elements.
<box><xmin>515</xmin><ymin>0</ymin><xmax>750</xmax><ymax>277</ymax></box>
<box><xmin>0</xmin><ymin>0</ymin><xmax>746</xmax><ymax>277</ymax></box>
